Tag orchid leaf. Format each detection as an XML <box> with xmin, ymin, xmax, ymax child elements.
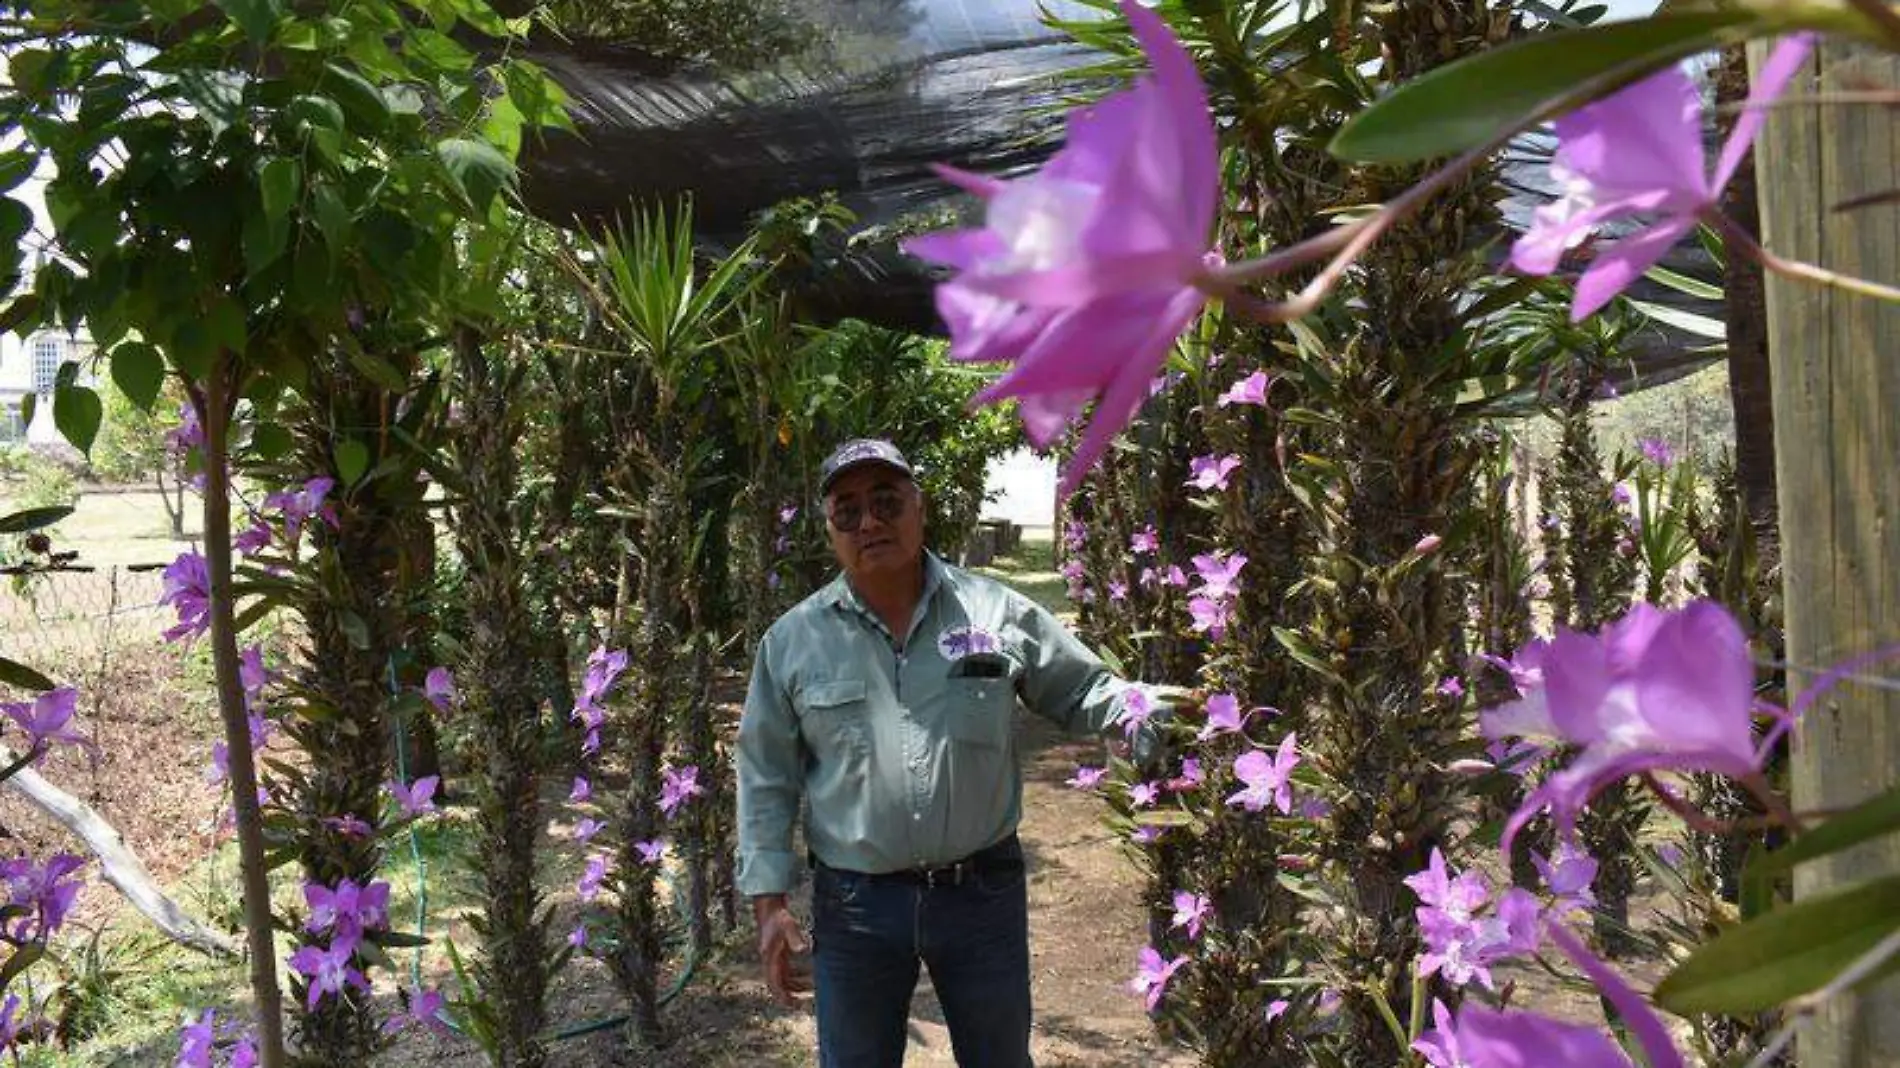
<box><xmin>1752</xmin><ymin>782</ymin><xmax>1900</xmax><ymax>877</ymax></box>
<box><xmin>1330</xmin><ymin>12</ymin><xmax>1761</xmax><ymax>163</ymax></box>
<box><xmin>1656</xmin><ymin>874</ymin><xmax>1900</xmax><ymax>1014</ymax></box>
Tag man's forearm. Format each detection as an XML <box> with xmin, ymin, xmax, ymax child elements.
<box><xmin>752</xmin><ymin>893</ymin><xmax>789</xmax><ymax>927</ymax></box>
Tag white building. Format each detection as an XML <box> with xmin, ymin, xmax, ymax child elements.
<box><xmin>0</xmin><ymin>327</ymin><xmax>93</xmax><ymax>448</ymax></box>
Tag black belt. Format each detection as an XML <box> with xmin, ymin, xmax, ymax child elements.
<box><xmin>815</xmin><ymin>834</ymin><xmax>1024</xmax><ymax>890</ymax></box>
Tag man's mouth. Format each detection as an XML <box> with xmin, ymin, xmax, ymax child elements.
<box><xmin>860</xmin><ymin>537</ymin><xmax>894</xmax><ymax>552</ymax></box>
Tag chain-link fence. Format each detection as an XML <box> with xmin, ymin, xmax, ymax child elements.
<box><xmin>3</xmin><ymin>565</ymin><xmax>171</xmax><ymax>667</ymax></box>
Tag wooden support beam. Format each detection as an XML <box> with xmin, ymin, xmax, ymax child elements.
<box><xmin>1753</xmin><ymin>36</ymin><xmax>1900</xmax><ymax>1066</ymax></box>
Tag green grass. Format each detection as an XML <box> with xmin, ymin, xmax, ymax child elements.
<box><xmin>971</xmin><ymin>532</ymin><xmax>1072</xmax><ymax>621</ymax></box>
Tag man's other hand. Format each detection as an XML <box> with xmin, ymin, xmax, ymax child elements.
<box><xmin>754</xmin><ymin>895</ymin><xmax>812</xmax><ymax>1008</ymax></box>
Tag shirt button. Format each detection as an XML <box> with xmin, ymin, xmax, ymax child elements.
<box><xmin>912</xmin><ymin>812</ymin><xmax>922</xmax><ymax>821</ymax></box>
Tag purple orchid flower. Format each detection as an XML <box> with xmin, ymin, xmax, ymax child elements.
<box><xmin>636</xmin><ymin>839</ymin><xmax>666</xmax><ymax>865</ymax></box>
<box><xmin>3</xmin><ymin>686</ymin><xmax>92</xmax><ymax>753</ymax></box>
<box><xmin>1482</xmin><ymin>600</ymin><xmax>1758</xmax><ymax>854</ymax></box>
<box><xmin>178</xmin><ymin>1008</ymin><xmax>218</xmax><ymax>1068</ymax></box>
<box><xmin>1170</xmin><ymin>890</ymin><xmax>1210</xmax><ymax>940</ymax></box>
<box><xmin>1416</xmin><ymin>924</ymin><xmax>1684</xmax><ymax>1068</ymax></box>
<box><xmin>387</xmin><ymin>775</ymin><xmax>439</xmax><ymax>819</ymax></box>
<box><xmin>1409</xmin><ymin>848</ymin><xmax>1541</xmax><ymax>989</ymax></box>
<box><xmin>381</xmin><ymin>987</ymin><xmax>451</xmax><ymax>1037</ymax></box>
<box><xmin>1107</xmin><ymin>580</ymin><xmax>1129</xmax><ymax>602</ymax></box>
<box><xmin>1167</xmin><ymin>756</ymin><xmax>1204</xmax><ymax>792</ymax></box>
<box><xmin>1129</xmin><ymin>946</ymin><xmax>1189</xmax><ymax>1012</ymax></box>
<box><xmin>166</xmin><ymin>402</ymin><xmax>205</xmax><ymax>456</ymax></box>
<box><xmin>1437</xmin><ymin>675</ymin><xmax>1466</xmax><ymax>700</ymax></box>
<box><xmin>322</xmin><ymin>814</ymin><xmax>373</xmax><ymax>839</ymax></box>
<box><xmin>578</xmin><ymin>855</ymin><xmax>609</xmax><ymax>902</ymax></box>
<box><xmin>1190</xmin><ymin>551</ymin><xmax>1247</xmax><ymax>601</ymax></box>
<box><xmin>239</xmin><ymin>645</ymin><xmax>270</xmax><ymax>701</ymax></box>
<box><xmin>1109</xmin><ymin>689</ymin><xmax>1154</xmax><ymax>740</ymax></box>
<box><xmin>1062</xmin><ymin>520</ymin><xmax>1088</xmax><ymax>551</ymax></box>
<box><xmin>1130</xmin><ymin>525</ymin><xmax>1159</xmax><ymax>554</ymax></box>
<box><xmin>1196</xmin><ymin>692</ymin><xmax>1251</xmax><ymax>740</ymax></box>
<box><xmin>1163</xmin><ymin>565</ymin><xmax>1188</xmax><ymax>588</ymax></box>
<box><xmin>1226</xmin><ymin>734</ymin><xmax>1299</xmax><ymax>815</ymax></box>
<box><xmin>575</xmin><ymin>817</ymin><xmax>605</xmax><ymax>842</ymax></box>
<box><xmin>233</xmin><ymin>521</ymin><xmax>272</xmax><ymax>556</ymax></box>
<box><xmin>288</xmin><ymin>939</ymin><xmax>370</xmax><ymax>1010</ymax></box>
<box><xmin>658</xmin><ymin>765</ymin><xmax>704</xmax><ymax>817</ymax></box>
<box><xmin>570</xmin><ymin>776</ymin><xmax>592</xmax><ymax>804</ymax></box>
<box><xmin>1066</xmin><ymin>765</ymin><xmax>1108</xmax><ymax>790</ymax></box>
<box><xmin>422</xmin><ymin>667</ymin><xmax>457</xmax><ymax>712</ymax></box>
<box><xmin>1510</xmin><ymin>35</ymin><xmax>1815</xmax><ymax>321</ymax></box>
<box><xmin>266</xmin><ymin>477</ymin><xmax>340</xmax><ymax>541</ymax></box>
<box><xmin>1186</xmin><ymin>596</ymin><xmax>1229</xmax><ymax>641</ymax></box>
<box><xmin>1186</xmin><ymin>454</ymin><xmax>1242</xmax><ymax>492</ymax></box>
<box><xmin>1535</xmin><ymin>840</ymin><xmax>1600</xmax><ymax>917</ymax></box>
<box><xmin>1217</xmin><ymin>370</ymin><xmax>1271</xmax><ymax>408</ymax></box>
<box><xmin>1130</xmin><ymin>825</ymin><xmax>1162</xmax><ymax>845</ymax></box>
<box><xmin>1128</xmin><ymin>781</ymin><xmax>1160</xmax><ymax>808</ymax></box>
<box><xmin>2</xmin><ymin>853</ymin><xmax>85</xmax><ymax>939</ymax></box>
<box><xmin>160</xmin><ymin>551</ymin><xmax>212</xmax><ymax>643</ymax></box>
<box><xmin>901</xmin><ymin>0</ymin><xmax>1219</xmax><ymax>497</ymax></box>
<box><xmin>1638</xmin><ymin>437</ymin><xmax>1676</xmax><ymax>468</ymax></box>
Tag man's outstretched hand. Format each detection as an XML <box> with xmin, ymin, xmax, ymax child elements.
<box><xmin>754</xmin><ymin>895</ymin><xmax>812</xmax><ymax>1008</ymax></box>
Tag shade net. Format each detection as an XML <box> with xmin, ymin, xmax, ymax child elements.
<box><xmin>513</xmin><ymin>1</ymin><xmax>1728</xmax><ymax>396</ymax></box>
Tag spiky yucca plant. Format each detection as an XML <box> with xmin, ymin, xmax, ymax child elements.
<box><xmin>447</xmin><ymin>326</ymin><xmax>556</xmax><ymax>1067</ymax></box>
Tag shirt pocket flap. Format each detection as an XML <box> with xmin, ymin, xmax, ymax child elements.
<box><xmin>804</xmin><ymin>680</ymin><xmax>867</xmax><ymax>709</ymax></box>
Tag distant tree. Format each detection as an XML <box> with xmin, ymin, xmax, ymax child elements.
<box><xmin>91</xmin><ymin>381</ymin><xmax>188</xmax><ymax>537</ymax></box>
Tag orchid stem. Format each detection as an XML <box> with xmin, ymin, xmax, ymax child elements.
<box><xmin>1641</xmin><ymin>774</ymin><xmax>1786</xmax><ymax>835</ymax></box>
<box><xmin>1709</xmin><ymin>209</ymin><xmax>1900</xmax><ymax>304</ymax></box>
<box><xmin>1741</xmin><ymin>772</ymin><xmax>1806</xmax><ymax>835</ymax></box>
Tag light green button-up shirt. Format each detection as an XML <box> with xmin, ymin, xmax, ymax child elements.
<box><xmin>736</xmin><ymin>552</ymin><xmax>1152</xmax><ymax>896</ymax></box>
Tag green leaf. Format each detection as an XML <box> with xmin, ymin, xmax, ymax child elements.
<box><xmin>1271</xmin><ymin>626</ymin><xmax>1348</xmax><ymax>687</ymax></box>
<box><xmin>1330</xmin><ymin>11</ymin><xmax>1759</xmax><ymax>163</ymax></box>
<box><xmin>0</xmin><ymin>506</ymin><xmax>74</xmax><ymax>534</ymax></box>
<box><xmin>0</xmin><ymin>152</ymin><xmax>37</xmax><ymax>196</ymax></box>
<box><xmin>0</xmin><ymin>655</ymin><xmax>57</xmax><ymax>692</ymax></box>
<box><xmin>109</xmin><ymin>342</ymin><xmax>166</xmax><ymax>410</ymax></box>
<box><xmin>346</xmin><ymin>349</ymin><xmax>409</xmax><ymax>393</ymax></box>
<box><xmin>1655</xmin><ymin>874</ymin><xmax>1900</xmax><ymax>1015</ymax></box>
<box><xmin>337</xmin><ymin>609</ymin><xmax>371</xmax><ymax>650</ymax></box>
<box><xmin>250</xmin><ymin>423</ymin><xmax>295</xmax><ymax>461</ymax></box>
<box><xmin>323</xmin><ymin>63</ymin><xmax>390</xmax><ymax>134</ymax></box>
<box><xmin>52</xmin><ymin>384</ymin><xmax>102</xmax><ymax>455</ymax></box>
<box><xmin>259</xmin><ymin>156</ymin><xmax>301</xmax><ymax>224</ymax></box>
<box><xmin>232</xmin><ymin>594</ymin><xmax>281</xmax><ymax>634</ymax></box>
<box><xmin>1645</xmin><ymin>264</ymin><xmax>1724</xmax><ymax>301</ymax></box>
<box><xmin>435</xmin><ymin>138</ymin><xmax>513</xmax><ymax>214</ymax></box>
<box><xmin>215</xmin><ymin>0</ymin><xmax>284</xmax><ymax>44</ymax></box>
<box><xmin>334</xmin><ymin>438</ymin><xmax>370</xmax><ymax>487</ymax></box>
<box><xmin>1625</xmin><ymin>298</ymin><xmax>1725</xmax><ymax>340</ymax></box>
<box><xmin>18</xmin><ymin>393</ymin><xmax>34</xmax><ymax>430</ymax></box>
<box><xmin>0</xmin><ymin>944</ymin><xmax>44</xmax><ymax>991</ymax></box>
<box><xmin>1753</xmin><ymin>783</ymin><xmax>1900</xmax><ymax>878</ymax></box>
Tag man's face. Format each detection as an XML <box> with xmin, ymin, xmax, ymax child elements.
<box><xmin>823</xmin><ymin>465</ymin><xmax>925</xmax><ymax>582</ymax></box>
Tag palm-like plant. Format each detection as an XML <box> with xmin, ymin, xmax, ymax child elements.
<box><xmin>584</xmin><ymin>201</ymin><xmax>760</xmax><ymax>1047</ymax></box>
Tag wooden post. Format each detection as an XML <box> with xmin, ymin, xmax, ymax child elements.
<box><xmin>1753</xmin><ymin>36</ymin><xmax>1900</xmax><ymax>1065</ymax></box>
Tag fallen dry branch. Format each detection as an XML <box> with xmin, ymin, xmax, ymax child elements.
<box><xmin>1</xmin><ymin>748</ymin><xmax>240</xmax><ymax>959</ymax></box>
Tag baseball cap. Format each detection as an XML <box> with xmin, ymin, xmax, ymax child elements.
<box><xmin>819</xmin><ymin>438</ymin><xmax>915</xmax><ymax>495</ymax></box>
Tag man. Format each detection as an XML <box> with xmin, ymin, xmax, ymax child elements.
<box><xmin>736</xmin><ymin>438</ymin><xmax>1172</xmax><ymax>1068</ymax></box>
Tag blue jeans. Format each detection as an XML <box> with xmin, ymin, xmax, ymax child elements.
<box><xmin>811</xmin><ymin>839</ymin><xmax>1033</xmax><ymax>1068</ymax></box>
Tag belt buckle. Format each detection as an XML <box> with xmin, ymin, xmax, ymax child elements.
<box><xmin>921</xmin><ymin>860</ymin><xmax>967</xmax><ymax>889</ymax></box>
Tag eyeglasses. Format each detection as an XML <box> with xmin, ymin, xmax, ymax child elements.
<box><xmin>827</xmin><ymin>489</ymin><xmax>911</xmax><ymax>533</ymax></box>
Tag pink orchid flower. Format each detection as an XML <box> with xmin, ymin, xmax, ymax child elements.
<box><xmin>1217</xmin><ymin>371</ymin><xmax>1271</xmax><ymax>408</ymax></box>
<box><xmin>901</xmin><ymin>0</ymin><xmax>1219</xmax><ymax>496</ymax></box>
<box><xmin>422</xmin><ymin>667</ymin><xmax>457</xmax><ymax>712</ymax></box>
<box><xmin>1129</xmin><ymin>946</ymin><xmax>1189</xmax><ymax>1012</ymax></box>
<box><xmin>1186</xmin><ymin>454</ymin><xmax>1243</xmax><ymax>492</ymax></box>
<box><xmin>387</xmin><ymin>775</ymin><xmax>439</xmax><ymax>819</ymax></box>
<box><xmin>1510</xmin><ymin>35</ymin><xmax>1815</xmax><ymax>321</ymax></box>
<box><xmin>1170</xmin><ymin>890</ymin><xmax>1211</xmax><ymax>940</ymax></box>
<box><xmin>1482</xmin><ymin>600</ymin><xmax>1757</xmax><ymax>854</ymax></box>
<box><xmin>1226</xmin><ymin>734</ymin><xmax>1299</xmax><ymax>814</ymax></box>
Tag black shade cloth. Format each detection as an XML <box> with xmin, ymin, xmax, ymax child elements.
<box><xmin>511</xmin><ymin>3</ymin><xmax>1729</xmax><ymax>396</ymax></box>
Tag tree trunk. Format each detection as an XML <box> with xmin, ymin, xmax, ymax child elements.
<box><xmin>1716</xmin><ymin>44</ymin><xmax>1780</xmax><ymax>566</ymax></box>
<box><xmin>198</xmin><ymin>367</ymin><xmax>288</xmax><ymax>1067</ymax></box>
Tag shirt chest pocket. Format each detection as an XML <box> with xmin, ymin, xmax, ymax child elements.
<box><xmin>946</xmin><ymin>678</ymin><xmax>1015</xmax><ymax>750</ymax></box>
<box><xmin>798</xmin><ymin>680</ymin><xmax>871</xmax><ymax>764</ymax></box>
